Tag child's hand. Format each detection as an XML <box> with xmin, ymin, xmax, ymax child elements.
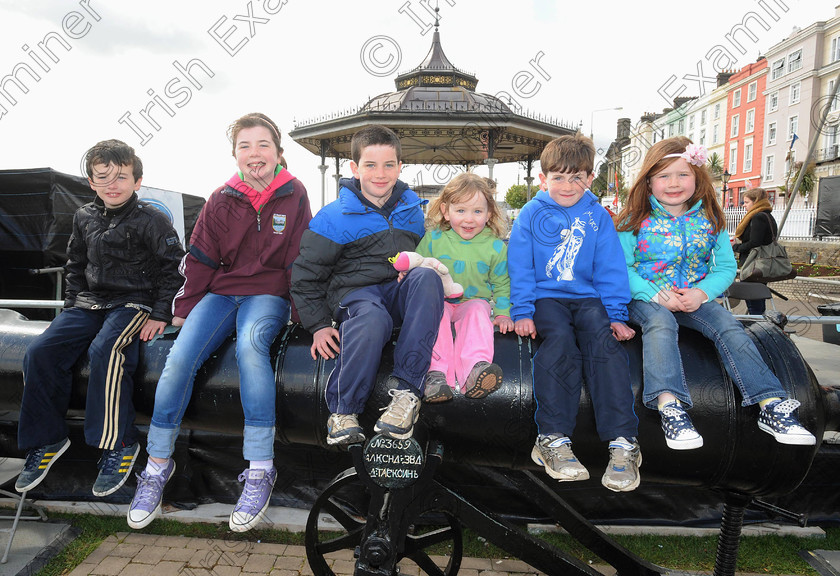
<box><xmin>658</xmin><ymin>290</ymin><xmax>687</xmax><ymax>312</ymax></box>
<box><xmin>139</xmin><ymin>319</ymin><xmax>167</xmax><ymax>341</ymax></box>
<box><xmin>311</xmin><ymin>326</ymin><xmax>341</xmax><ymax>360</ymax></box>
<box><xmin>494</xmin><ymin>315</ymin><xmax>514</xmax><ymax>334</ymax></box>
<box><xmin>675</xmin><ymin>288</ymin><xmax>707</xmax><ymax>313</ymax></box>
<box><xmin>172</xmin><ymin>316</ymin><xmax>186</xmax><ymax>327</ymax></box>
<box><xmin>610</xmin><ymin>321</ymin><xmax>635</xmax><ymax>341</ymax></box>
<box><xmin>397</xmin><ymin>271</ymin><xmax>407</xmax><ymax>282</ymax></box>
<box><xmin>514</xmin><ymin>318</ymin><xmax>537</xmax><ymax>339</ymax></box>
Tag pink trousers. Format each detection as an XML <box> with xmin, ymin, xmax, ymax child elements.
<box><xmin>428</xmin><ymin>299</ymin><xmax>495</xmax><ymax>392</ymax></box>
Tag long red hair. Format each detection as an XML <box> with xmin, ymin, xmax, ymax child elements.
<box><xmin>616</xmin><ymin>136</ymin><xmax>725</xmax><ymax>234</ymax></box>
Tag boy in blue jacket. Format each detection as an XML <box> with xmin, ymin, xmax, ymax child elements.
<box><xmin>508</xmin><ymin>134</ymin><xmax>641</xmax><ymax>492</ymax></box>
<box><xmin>291</xmin><ymin>125</ymin><xmax>443</xmax><ymax>445</ymax></box>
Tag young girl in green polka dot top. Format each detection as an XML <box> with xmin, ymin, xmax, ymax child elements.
<box><xmin>416</xmin><ymin>172</ymin><xmax>512</xmax><ymax>403</ymax></box>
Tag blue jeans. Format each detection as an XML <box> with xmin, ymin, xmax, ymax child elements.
<box><xmin>147</xmin><ymin>293</ymin><xmax>289</xmax><ymax>461</ymax></box>
<box><xmin>628</xmin><ymin>299</ymin><xmax>786</xmax><ymax>409</ymax></box>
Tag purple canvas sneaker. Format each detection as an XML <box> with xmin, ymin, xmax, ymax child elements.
<box><xmin>229</xmin><ymin>467</ymin><xmax>277</xmax><ymax>532</ymax></box>
<box><xmin>126</xmin><ymin>459</ymin><xmax>175</xmax><ymax>529</ymax></box>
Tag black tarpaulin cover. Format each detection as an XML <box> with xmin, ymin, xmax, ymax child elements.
<box><xmin>816</xmin><ymin>175</ymin><xmax>840</xmax><ymax>237</ymax></box>
<box><xmin>0</xmin><ymin>167</ymin><xmax>205</xmax><ymax>318</ymax></box>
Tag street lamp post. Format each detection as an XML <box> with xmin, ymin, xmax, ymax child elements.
<box><xmin>590</xmin><ymin>106</ymin><xmax>623</xmax><ymax>141</ymax></box>
<box><xmin>722</xmin><ymin>169</ymin><xmax>731</xmax><ymax>207</ymax></box>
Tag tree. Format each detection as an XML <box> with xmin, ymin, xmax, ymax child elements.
<box><xmin>781</xmin><ymin>161</ymin><xmax>816</xmax><ymax>197</ymax></box>
<box><xmin>707</xmin><ymin>152</ymin><xmax>723</xmax><ymax>178</ymax></box>
<box><xmin>505</xmin><ymin>184</ymin><xmax>530</xmax><ymax>209</ymax></box>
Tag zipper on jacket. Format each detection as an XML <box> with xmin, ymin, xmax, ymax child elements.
<box><xmin>256</xmin><ymin>206</ymin><xmax>262</xmax><ymax>232</ymax></box>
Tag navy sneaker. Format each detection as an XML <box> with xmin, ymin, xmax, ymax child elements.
<box><xmin>758</xmin><ymin>399</ymin><xmax>816</xmax><ymax>445</ymax></box>
<box><xmin>127</xmin><ymin>459</ymin><xmax>176</xmax><ymax>529</ymax></box>
<box><xmin>15</xmin><ymin>438</ymin><xmax>70</xmax><ymax>493</ymax></box>
<box><xmin>93</xmin><ymin>442</ymin><xmax>140</xmax><ymax>496</ymax></box>
<box><xmin>659</xmin><ymin>401</ymin><xmax>703</xmax><ymax>450</ymax></box>
<box><xmin>230</xmin><ymin>467</ymin><xmax>277</xmax><ymax>532</ymax></box>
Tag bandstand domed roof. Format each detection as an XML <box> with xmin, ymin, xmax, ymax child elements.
<box><xmin>289</xmin><ymin>17</ymin><xmax>574</xmax><ymax>167</ymax></box>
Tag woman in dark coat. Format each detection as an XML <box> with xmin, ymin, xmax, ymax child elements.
<box><xmin>731</xmin><ymin>187</ymin><xmax>776</xmax><ymax>315</ymax></box>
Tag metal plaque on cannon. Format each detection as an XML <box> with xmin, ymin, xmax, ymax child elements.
<box><xmin>362</xmin><ymin>434</ymin><xmax>424</xmax><ymax>488</ymax></box>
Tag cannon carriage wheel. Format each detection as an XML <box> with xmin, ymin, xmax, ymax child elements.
<box><xmin>305</xmin><ymin>467</ymin><xmax>463</xmax><ymax>576</ymax></box>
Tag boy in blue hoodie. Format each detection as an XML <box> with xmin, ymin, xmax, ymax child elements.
<box><xmin>291</xmin><ymin>125</ymin><xmax>444</xmax><ymax>446</ymax></box>
<box><xmin>508</xmin><ymin>134</ymin><xmax>641</xmax><ymax>492</ymax></box>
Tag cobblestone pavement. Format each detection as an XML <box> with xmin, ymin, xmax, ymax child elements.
<box><xmin>63</xmin><ymin>532</ymin><xmax>592</xmax><ymax>576</ymax></box>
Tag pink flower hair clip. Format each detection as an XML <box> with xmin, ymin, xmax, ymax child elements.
<box><xmin>664</xmin><ymin>144</ymin><xmax>708</xmax><ymax>167</ymax></box>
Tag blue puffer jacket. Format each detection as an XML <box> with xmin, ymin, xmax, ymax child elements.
<box><xmin>291</xmin><ymin>178</ymin><xmax>426</xmax><ymax>333</ymax></box>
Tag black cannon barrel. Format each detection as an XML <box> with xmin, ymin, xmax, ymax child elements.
<box><xmin>0</xmin><ymin>308</ymin><xmax>833</xmax><ymax>497</ymax></box>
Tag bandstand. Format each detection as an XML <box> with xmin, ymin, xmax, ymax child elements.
<box><xmin>289</xmin><ymin>15</ymin><xmax>575</xmax><ymax>206</ymax></box>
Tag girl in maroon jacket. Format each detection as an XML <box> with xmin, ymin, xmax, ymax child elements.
<box><xmin>127</xmin><ymin>113</ymin><xmax>311</xmax><ymax>533</ymax></box>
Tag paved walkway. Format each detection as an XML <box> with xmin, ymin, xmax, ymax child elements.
<box><xmin>64</xmin><ymin>532</ymin><xmax>584</xmax><ymax>576</ymax></box>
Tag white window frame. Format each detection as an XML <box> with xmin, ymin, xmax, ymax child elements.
<box><xmin>830</xmin><ymin>80</ymin><xmax>840</xmax><ymax>112</ymax></box>
<box><xmin>713</xmin><ymin>124</ymin><xmax>719</xmax><ymax>144</ymax></box>
<box><xmin>747</xmin><ymin>81</ymin><xmax>757</xmax><ymax>102</ymax></box>
<box><xmin>714</xmin><ymin>103</ymin><xmax>721</xmax><ymax>120</ymax></box>
<box><xmin>729</xmin><ymin>145</ymin><xmax>738</xmax><ymax>174</ymax></box>
<box><xmin>764</xmin><ymin>155</ymin><xmax>774</xmax><ymax>181</ymax></box>
<box><xmin>787</xmin><ymin>49</ymin><xmax>802</xmax><ymax>73</ymax></box>
<box><xmin>731</xmin><ymin>114</ymin><xmax>740</xmax><ymax>138</ymax></box>
<box><xmin>701</xmin><ymin>109</ymin><xmax>707</xmax><ymax>125</ymax></box>
<box><xmin>788</xmin><ymin>115</ymin><xmax>799</xmax><ymax>141</ymax></box>
<box><xmin>771</xmin><ymin>58</ymin><xmax>785</xmax><ymax>80</ymax></box>
<box><xmin>833</xmin><ymin>36</ymin><xmax>840</xmax><ymax>63</ymax></box>
<box><xmin>733</xmin><ymin>89</ymin><xmax>742</xmax><ymax>107</ymax></box>
<box><xmin>744</xmin><ymin>141</ymin><xmax>753</xmax><ymax>173</ymax></box>
<box><xmin>767</xmin><ymin>121</ymin><xmax>777</xmax><ymax>145</ymax></box>
<box><xmin>689</xmin><ymin>115</ymin><xmax>695</xmax><ymax>130</ymax></box>
<box><xmin>746</xmin><ymin>109</ymin><xmax>755</xmax><ymax>133</ymax></box>
<box><xmin>768</xmin><ymin>91</ymin><xmax>779</xmax><ymax>112</ymax></box>
<box><xmin>790</xmin><ymin>81</ymin><xmax>801</xmax><ymax>104</ymax></box>
<box><xmin>678</xmin><ymin>118</ymin><xmax>685</xmax><ymax>134</ymax></box>
<box><xmin>699</xmin><ymin>128</ymin><xmax>707</xmax><ymax>146</ymax></box>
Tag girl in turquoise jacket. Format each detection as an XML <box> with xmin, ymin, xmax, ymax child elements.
<box><xmin>616</xmin><ymin>137</ymin><xmax>815</xmax><ymax>451</ymax></box>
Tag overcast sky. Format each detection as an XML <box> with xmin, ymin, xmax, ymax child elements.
<box><xmin>0</xmin><ymin>0</ymin><xmax>834</xmax><ymax>211</ymax></box>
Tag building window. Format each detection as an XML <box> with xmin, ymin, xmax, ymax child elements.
<box><xmin>678</xmin><ymin>118</ymin><xmax>685</xmax><ymax>133</ymax></box>
<box><xmin>688</xmin><ymin>132</ymin><xmax>694</xmax><ymax>143</ymax></box>
<box><xmin>746</xmin><ymin>109</ymin><xmax>755</xmax><ymax>133</ymax></box>
<box><xmin>729</xmin><ymin>145</ymin><xmax>738</xmax><ymax>174</ymax></box>
<box><xmin>744</xmin><ymin>142</ymin><xmax>753</xmax><ymax>173</ymax></box>
<box><xmin>714</xmin><ymin>103</ymin><xmax>721</xmax><ymax>120</ymax></box>
<box><xmin>668</xmin><ymin>123</ymin><xmax>675</xmax><ymax>137</ymax></box>
<box><xmin>767</xmin><ymin>121</ymin><xmax>777</xmax><ymax>145</ymax></box>
<box><xmin>787</xmin><ymin>49</ymin><xmax>802</xmax><ymax>73</ymax></box>
<box><xmin>768</xmin><ymin>91</ymin><xmax>779</xmax><ymax>112</ymax></box>
<box><xmin>765</xmin><ymin>155</ymin><xmax>774</xmax><ymax>181</ymax></box>
<box><xmin>771</xmin><ymin>58</ymin><xmax>785</xmax><ymax>80</ymax></box>
<box><xmin>733</xmin><ymin>89</ymin><xmax>742</xmax><ymax>107</ymax></box>
<box><xmin>731</xmin><ymin>114</ymin><xmax>740</xmax><ymax>137</ymax></box>
<box><xmin>790</xmin><ymin>81</ymin><xmax>801</xmax><ymax>104</ymax></box>
<box><xmin>747</xmin><ymin>81</ymin><xmax>757</xmax><ymax>102</ymax></box>
<box><xmin>830</xmin><ymin>80</ymin><xmax>840</xmax><ymax>112</ymax></box>
<box><xmin>833</xmin><ymin>36</ymin><xmax>840</xmax><ymax>62</ymax></box>
<box><xmin>701</xmin><ymin>109</ymin><xmax>707</xmax><ymax>125</ymax></box>
<box><xmin>700</xmin><ymin>128</ymin><xmax>707</xmax><ymax>146</ymax></box>
<box><xmin>713</xmin><ymin>124</ymin><xmax>719</xmax><ymax>144</ymax></box>
<box><xmin>689</xmin><ymin>115</ymin><xmax>695</xmax><ymax>130</ymax></box>
<box><xmin>788</xmin><ymin>115</ymin><xmax>798</xmax><ymax>141</ymax></box>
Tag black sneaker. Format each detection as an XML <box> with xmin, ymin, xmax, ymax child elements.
<box><xmin>93</xmin><ymin>442</ymin><xmax>140</xmax><ymax>496</ymax></box>
<box><xmin>15</xmin><ymin>438</ymin><xmax>71</xmax><ymax>493</ymax></box>
<box><xmin>422</xmin><ymin>371</ymin><xmax>453</xmax><ymax>403</ymax></box>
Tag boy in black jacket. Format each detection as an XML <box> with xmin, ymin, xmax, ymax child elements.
<box><xmin>15</xmin><ymin>139</ymin><xmax>185</xmax><ymax>497</ymax></box>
